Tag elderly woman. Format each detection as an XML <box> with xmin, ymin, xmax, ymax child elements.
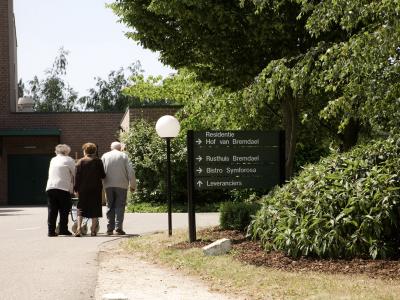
<box><xmin>74</xmin><ymin>143</ymin><xmax>106</xmax><ymax>237</ymax></box>
<box><xmin>46</xmin><ymin>144</ymin><xmax>75</xmax><ymax>237</ymax></box>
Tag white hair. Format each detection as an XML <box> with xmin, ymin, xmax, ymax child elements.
<box><xmin>110</xmin><ymin>142</ymin><xmax>122</xmax><ymax>150</ymax></box>
<box><xmin>55</xmin><ymin>144</ymin><xmax>71</xmax><ymax>155</ymax></box>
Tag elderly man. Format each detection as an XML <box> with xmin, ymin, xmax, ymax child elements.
<box><xmin>101</xmin><ymin>141</ymin><xmax>136</xmax><ymax>235</ymax></box>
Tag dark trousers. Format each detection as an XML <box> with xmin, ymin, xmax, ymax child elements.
<box><xmin>105</xmin><ymin>187</ymin><xmax>127</xmax><ymax>231</ymax></box>
<box><xmin>47</xmin><ymin>189</ymin><xmax>72</xmax><ymax>234</ymax></box>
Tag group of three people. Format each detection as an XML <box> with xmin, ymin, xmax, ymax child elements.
<box><xmin>45</xmin><ymin>141</ymin><xmax>136</xmax><ymax>237</ymax></box>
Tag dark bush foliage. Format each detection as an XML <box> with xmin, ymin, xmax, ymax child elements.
<box><xmin>121</xmin><ymin>119</ymin><xmax>187</xmax><ymax>204</ymax></box>
<box><xmin>121</xmin><ymin>119</ymin><xmax>229</xmax><ymax>208</ymax></box>
<box><xmin>249</xmin><ymin>136</ymin><xmax>400</xmax><ymax>259</ymax></box>
<box><xmin>220</xmin><ymin>201</ymin><xmax>260</xmax><ymax>232</ymax></box>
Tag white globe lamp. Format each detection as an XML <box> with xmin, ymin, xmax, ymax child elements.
<box><xmin>155</xmin><ymin>115</ymin><xmax>180</xmax><ymax>138</ymax></box>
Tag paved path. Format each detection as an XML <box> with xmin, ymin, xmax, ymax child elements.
<box><xmin>0</xmin><ymin>206</ymin><xmax>219</xmax><ymax>300</ymax></box>
<box><xmin>96</xmin><ymin>245</ymin><xmax>236</xmax><ymax>300</ymax></box>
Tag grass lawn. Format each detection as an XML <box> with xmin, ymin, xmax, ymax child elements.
<box><xmin>122</xmin><ymin>229</ymin><xmax>400</xmax><ymax>299</ymax></box>
<box><xmin>126</xmin><ymin>201</ymin><xmax>221</xmax><ymax>213</ymax></box>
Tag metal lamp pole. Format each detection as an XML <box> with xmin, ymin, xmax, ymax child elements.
<box><xmin>155</xmin><ymin>115</ymin><xmax>180</xmax><ymax>237</ymax></box>
<box><xmin>166</xmin><ymin>137</ymin><xmax>172</xmax><ymax>236</ymax></box>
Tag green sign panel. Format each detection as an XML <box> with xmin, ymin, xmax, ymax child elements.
<box><xmin>186</xmin><ymin>130</ymin><xmax>284</xmax><ymax>242</ymax></box>
<box><xmin>193</xmin><ymin>131</ymin><xmax>280</xmax><ymax>147</ymax></box>
<box><xmin>194</xmin><ymin>176</ymin><xmax>280</xmax><ymax>190</ymax></box>
<box><xmin>188</xmin><ymin>130</ymin><xmax>284</xmax><ymax>190</ymax></box>
<box><xmin>194</xmin><ymin>164</ymin><xmax>279</xmax><ymax>177</ymax></box>
<box><xmin>194</xmin><ymin>147</ymin><xmax>279</xmax><ymax>164</ymax></box>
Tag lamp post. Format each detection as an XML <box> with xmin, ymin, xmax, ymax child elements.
<box><xmin>156</xmin><ymin>115</ymin><xmax>180</xmax><ymax>236</ymax></box>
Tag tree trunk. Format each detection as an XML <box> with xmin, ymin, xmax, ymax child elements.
<box><xmin>281</xmin><ymin>95</ymin><xmax>298</xmax><ymax>180</ymax></box>
<box><xmin>340</xmin><ymin>118</ymin><xmax>360</xmax><ymax>152</ymax></box>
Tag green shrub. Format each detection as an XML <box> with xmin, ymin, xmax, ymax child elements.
<box><xmin>249</xmin><ymin>136</ymin><xmax>400</xmax><ymax>259</ymax></box>
<box><xmin>126</xmin><ymin>201</ymin><xmax>221</xmax><ymax>213</ymax></box>
<box><xmin>121</xmin><ymin>119</ymin><xmax>187</xmax><ymax>204</ymax></box>
<box><xmin>220</xmin><ymin>201</ymin><xmax>261</xmax><ymax>231</ymax></box>
<box><xmin>120</xmin><ymin>119</ymin><xmax>229</xmax><ymax>207</ymax></box>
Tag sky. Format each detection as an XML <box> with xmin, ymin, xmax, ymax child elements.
<box><xmin>14</xmin><ymin>0</ymin><xmax>175</xmax><ymax>97</ymax></box>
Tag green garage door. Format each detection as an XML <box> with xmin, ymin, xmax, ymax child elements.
<box><xmin>8</xmin><ymin>155</ymin><xmax>52</xmax><ymax>205</ymax></box>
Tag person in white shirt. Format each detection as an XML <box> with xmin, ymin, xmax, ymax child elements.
<box><xmin>101</xmin><ymin>141</ymin><xmax>136</xmax><ymax>235</ymax></box>
<box><xmin>45</xmin><ymin>144</ymin><xmax>75</xmax><ymax>237</ymax></box>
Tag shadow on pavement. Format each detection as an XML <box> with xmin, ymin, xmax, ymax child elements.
<box><xmin>0</xmin><ymin>209</ymin><xmax>23</xmax><ymax>213</ymax></box>
<box><xmin>58</xmin><ymin>234</ymin><xmax>141</xmax><ymax>238</ymax></box>
<box><xmin>0</xmin><ymin>214</ymin><xmax>31</xmax><ymax>217</ymax></box>
<box><xmin>0</xmin><ymin>209</ymin><xmax>28</xmax><ymax>216</ymax></box>
<box><xmin>92</xmin><ymin>234</ymin><xmax>140</xmax><ymax>238</ymax></box>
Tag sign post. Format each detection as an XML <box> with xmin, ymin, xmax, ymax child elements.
<box><xmin>187</xmin><ymin>130</ymin><xmax>285</xmax><ymax>242</ymax></box>
<box><xmin>187</xmin><ymin>131</ymin><xmax>196</xmax><ymax>242</ymax></box>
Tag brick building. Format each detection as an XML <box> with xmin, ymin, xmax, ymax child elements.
<box><xmin>0</xmin><ymin>0</ymin><xmax>180</xmax><ymax>205</ymax></box>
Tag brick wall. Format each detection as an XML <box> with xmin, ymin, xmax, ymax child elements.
<box><xmin>4</xmin><ymin>112</ymin><xmax>124</xmax><ymax>156</ymax></box>
<box><xmin>0</xmin><ymin>107</ymin><xmax>182</xmax><ymax>204</ymax></box>
<box><xmin>3</xmin><ymin>136</ymin><xmax>59</xmax><ymax>155</ymax></box>
<box><xmin>0</xmin><ymin>139</ymin><xmax>5</xmax><ymax>205</ymax></box>
<box><xmin>0</xmin><ymin>0</ymin><xmax>10</xmax><ymax>117</ymax></box>
<box><xmin>129</xmin><ymin>106</ymin><xmax>182</xmax><ymax>124</ymax></box>
<box><xmin>0</xmin><ymin>112</ymin><xmax>125</xmax><ymax>205</ymax></box>
<box><xmin>9</xmin><ymin>0</ymin><xmax>17</xmax><ymax>112</ymax></box>
<box><xmin>0</xmin><ymin>0</ymin><xmax>8</xmax><ymax>204</ymax></box>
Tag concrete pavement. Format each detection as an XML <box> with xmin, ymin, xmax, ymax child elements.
<box><xmin>0</xmin><ymin>206</ymin><xmax>220</xmax><ymax>300</ymax></box>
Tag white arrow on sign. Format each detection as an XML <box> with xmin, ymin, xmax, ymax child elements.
<box><xmin>196</xmin><ymin>180</ymin><xmax>203</xmax><ymax>187</ymax></box>
<box><xmin>195</xmin><ymin>155</ymin><xmax>203</xmax><ymax>162</ymax></box>
<box><xmin>196</xmin><ymin>167</ymin><xmax>203</xmax><ymax>174</ymax></box>
<box><xmin>196</xmin><ymin>138</ymin><xmax>202</xmax><ymax>145</ymax></box>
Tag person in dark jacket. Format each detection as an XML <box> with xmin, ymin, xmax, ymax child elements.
<box><xmin>74</xmin><ymin>143</ymin><xmax>106</xmax><ymax>237</ymax></box>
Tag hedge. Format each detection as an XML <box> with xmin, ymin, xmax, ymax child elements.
<box><xmin>249</xmin><ymin>136</ymin><xmax>400</xmax><ymax>259</ymax></box>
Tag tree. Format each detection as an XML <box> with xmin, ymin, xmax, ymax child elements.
<box><xmin>23</xmin><ymin>50</ymin><xmax>153</xmax><ymax>112</ymax></box>
<box><xmin>110</xmin><ymin>0</ymin><xmax>309</xmax><ymax>89</ymax></box>
<box><xmin>124</xmin><ymin>68</ymin><xmax>281</xmax><ymax>131</ymax></box>
<box><xmin>112</xmin><ymin>0</ymin><xmax>400</xmax><ymax>178</ymax></box>
<box><xmin>78</xmin><ymin>61</ymin><xmax>144</xmax><ymax>111</ymax></box>
<box><xmin>302</xmin><ymin>0</ymin><xmax>400</xmax><ymax>138</ymax></box>
<box><xmin>243</xmin><ymin>0</ymin><xmax>400</xmax><ymax>171</ymax></box>
<box><xmin>110</xmin><ymin>0</ymin><xmax>315</xmax><ymax>178</ymax></box>
<box><xmin>27</xmin><ymin>48</ymin><xmax>78</xmax><ymax>112</ymax></box>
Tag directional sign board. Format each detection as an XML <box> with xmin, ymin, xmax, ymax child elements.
<box><xmin>193</xmin><ymin>131</ymin><xmax>281</xmax><ymax>147</ymax></box>
<box><xmin>186</xmin><ymin>130</ymin><xmax>285</xmax><ymax>242</ymax></box>
<box><xmin>193</xmin><ymin>147</ymin><xmax>280</xmax><ymax>165</ymax></box>
<box><xmin>194</xmin><ymin>176</ymin><xmax>280</xmax><ymax>190</ymax></box>
<box><xmin>187</xmin><ymin>130</ymin><xmax>285</xmax><ymax>190</ymax></box>
<box><xmin>194</xmin><ymin>164</ymin><xmax>279</xmax><ymax>177</ymax></box>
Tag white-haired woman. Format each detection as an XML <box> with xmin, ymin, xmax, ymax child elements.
<box><xmin>45</xmin><ymin>144</ymin><xmax>76</xmax><ymax>237</ymax></box>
